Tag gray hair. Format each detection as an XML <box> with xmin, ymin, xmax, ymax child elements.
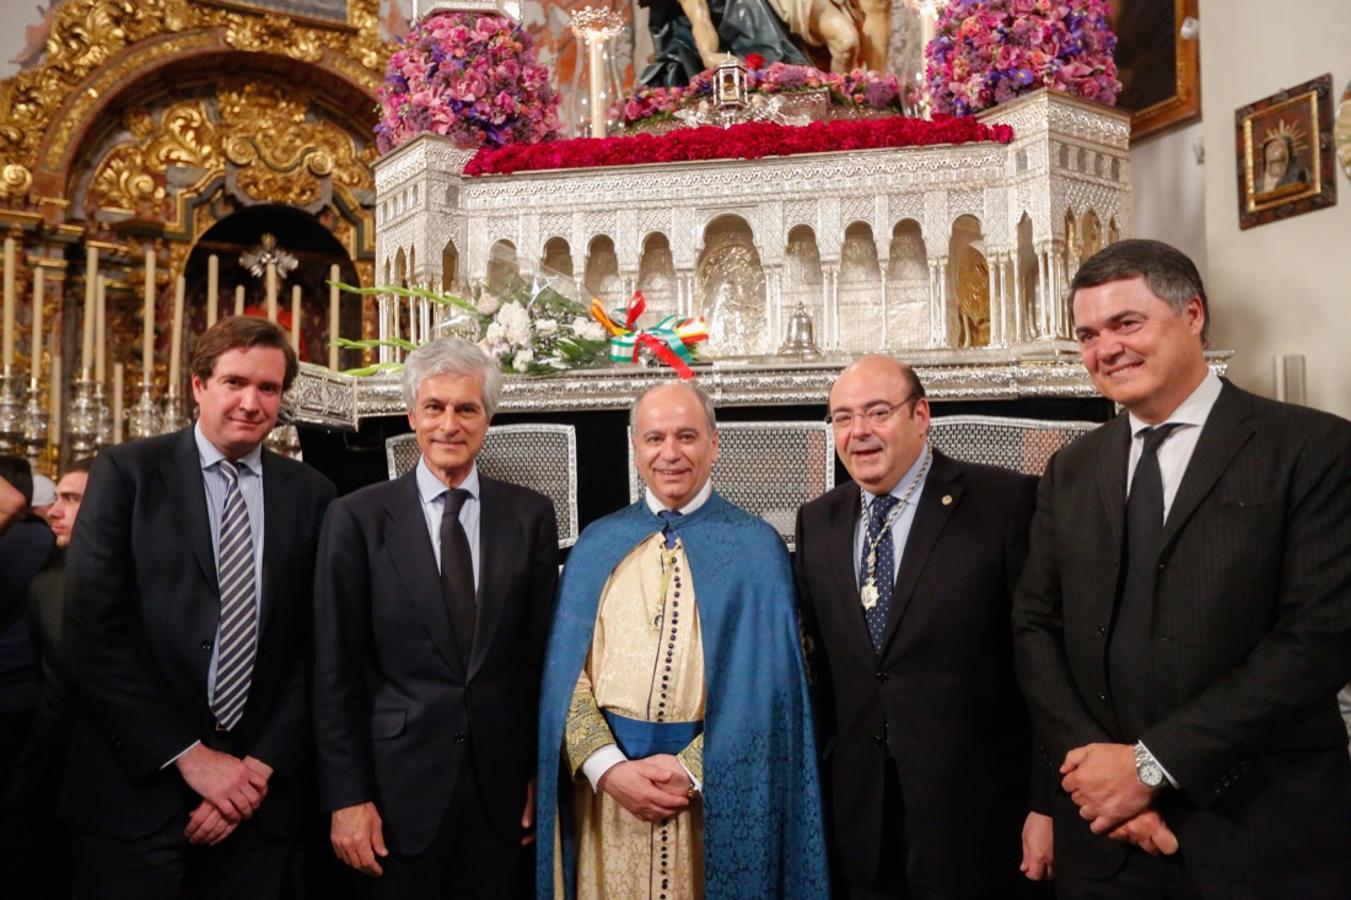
<box><xmin>401</xmin><ymin>338</ymin><xmax>503</xmax><ymax>419</ymax></box>
<box><xmin>628</xmin><ymin>380</ymin><xmax>717</xmax><ymax>433</ymax></box>
<box><xmin>1069</xmin><ymin>239</ymin><xmax>1210</xmax><ymax>344</ymax></box>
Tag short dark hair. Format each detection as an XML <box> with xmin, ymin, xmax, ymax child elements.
<box><xmin>63</xmin><ymin>457</ymin><xmax>95</xmax><ymax>477</ymax></box>
<box><xmin>190</xmin><ymin>315</ymin><xmax>299</xmax><ymax>391</ymax></box>
<box><xmin>1069</xmin><ymin>239</ymin><xmax>1209</xmax><ymax>344</ymax></box>
<box><xmin>0</xmin><ymin>454</ymin><xmax>34</xmax><ymax>506</ymax></box>
<box><xmin>896</xmin><ymin>360</ymin><xmax>927</xmax><ymax>406</ymax></box>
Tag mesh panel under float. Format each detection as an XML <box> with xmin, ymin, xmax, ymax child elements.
<box><xmin>386</xmin><ymin>424</ymin><xmax>580</xmax><ymax>548</ymax></box>
<box><xmin>928</xmin><ymin>415</ymin><xmax>1101</xmax><ymax>476</ymax></box>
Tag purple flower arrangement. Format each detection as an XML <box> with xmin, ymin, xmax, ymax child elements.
<box><xmin>925</xmin><ymin>0</ymin><xmax>1120</xmax><ymax>117</ymax></box>
<box><xmin>618</xmin><ymin>61</ymin><xmax>907</xmax><ymax>125</ymax></box>
<box><xmin>376</xmin><ymin>12</ymin><xmax>562</xmax><ymax>153</ymax></box>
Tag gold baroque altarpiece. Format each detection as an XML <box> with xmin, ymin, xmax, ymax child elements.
<box><xmin>0</xmin><ymin>0</ymin><xmax>389</xmax><ymax>469</ymax></box>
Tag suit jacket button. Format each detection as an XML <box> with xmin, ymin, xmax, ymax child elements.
<box><xmin>200</xmin><ymin>639</ymin><xmax>213</xmax><ymax>651</ymax></box>
<box><xmin>1095</xmin><ymin>691</ymin><xmax>1109</xmax><ymax>704</ymax></box>
<box><xmin>1095</xmin><ymin>624</ymin><xmax>1107</xmax><ymax>637</ymax></box>
<box><xmin>454</xmin><ymin>732</ymin><xmax>467</xmax><ymax>744</ymax></box>
<box><xmin>875</xmin><ymin>671</ymin><xmax>889</xmax><ymax>684</ymax></box>
<box><xmin>872</xmin><ymin>735</ymin><xmax>885</xmax><ymax>748</ymax></box>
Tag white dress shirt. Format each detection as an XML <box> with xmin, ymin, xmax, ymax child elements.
<box><xmin>579</xmin><ymin>480</ymin><xmax>714</xmax><ymax>793</ymax></box>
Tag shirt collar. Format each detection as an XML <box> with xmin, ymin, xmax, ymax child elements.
<box><xmin>862</xmin><ymin>444</ymin><xmax>931</xmax><ymax>504</ymax></box>
<box><xmin>1128</xmin><ymin>370</ymin><xmax>1223</xmax><ymax>439</ymax></box>
<box><xmin>644</xmin><ymin>477</ymin><xmax>713</xmax><ymax>516</ymax></box>
<box><xmin>416</xmin><ymin>456</ymin><xmax>480</xmax><ymax>505</ymax></box>
<box><xmin>194</xmin><ymin>420</ymin><xmax>264</xmax><ymax>475</ymax></box>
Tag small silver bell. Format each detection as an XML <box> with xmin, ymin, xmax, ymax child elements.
<box><xmin>778</xmin><ymin>302</ymin><xmax>822</xmax><ymax>357</ymax></box>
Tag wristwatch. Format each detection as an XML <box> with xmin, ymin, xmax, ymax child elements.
<box><xmin>1133</xmin><ymin>741</ymin><xmax>1166</xmax><ymax>789</ymax></box>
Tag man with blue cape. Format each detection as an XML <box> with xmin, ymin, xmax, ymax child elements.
<box><xmin>536</xmin><ymin>381</ymin><xmax>828</xmax><ymax>899</ymax></box>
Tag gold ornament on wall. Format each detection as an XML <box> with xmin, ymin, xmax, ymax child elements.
<box><xmin>1335</xmin><ymin>79</ymin><xmax>1351</xmax><ymax>184</ymax></box>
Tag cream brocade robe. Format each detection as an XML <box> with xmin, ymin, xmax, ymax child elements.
<box><xmin>560</xmin><ymin>532</ymin><xmax>706</xmax><ymax>900</ymax></box>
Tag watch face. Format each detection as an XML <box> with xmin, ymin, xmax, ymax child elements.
<box><xmin>1139</xmin><ymin>761</ymin><xmax>1164</xmax><ymax>787</ymax></box>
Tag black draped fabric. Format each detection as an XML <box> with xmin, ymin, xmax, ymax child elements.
<box><xmin>637</xmin><ymin>0</ymin><xmax>810</xmax><ymax>88</ymax></box>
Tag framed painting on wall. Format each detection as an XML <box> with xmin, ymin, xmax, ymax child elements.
<box><xmin>1110</xmin><ymin>0</ymin><xmax>1201</xmax><ymax>139</ymax></box>
<box><xmin>1236</xmin><ymin>73</ymin><xmax>1337</xmax><ymax>230</ymax></box>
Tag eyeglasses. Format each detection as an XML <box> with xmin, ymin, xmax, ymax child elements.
<box><xmin>827</xmin><ymin>394</ymin><xmax>917</xmax><ymax>429</ymax></box>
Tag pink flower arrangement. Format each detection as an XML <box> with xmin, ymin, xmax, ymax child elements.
<box><xmin>925</xmin><ymin>0</ymin><xmax>1120</xmax><ymax>116</ymax></box>
<box><xmin>376</xmin><ymin>12</ymin><xmax>562</xmax><ymax>153</ymax></box>
<box><xmin>616</xmin><ymin>58</ymin><xmax>907</xmax><ymax>126</ymax></box>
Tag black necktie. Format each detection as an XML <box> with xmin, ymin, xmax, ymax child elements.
<box><xmin>440</xmin><ymin>488</ymin><xmax>475</xmax><ymax>664</ymax></box>
<box><xmin>657</xmin><ymin>509</ymin><xmax>681</xmax><ymax>548</ymax></box>
<box><xmin>1109</xmin><ymin>423</ymin><xmax>1181</xmax><ymax>735</ymax></box>
<box><xmin>860</xmin><ymin>494</ymin><xmax>900</xmax><ymax>652</ymax></box>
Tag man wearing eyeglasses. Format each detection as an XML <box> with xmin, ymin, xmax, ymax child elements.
<box><xmin>794</xmin><ymin>354</ymin><xmax>1051</xmax><ymax>899</ymax></box>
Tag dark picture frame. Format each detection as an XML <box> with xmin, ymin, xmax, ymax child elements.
<box><xmin>1110</xmin><ymin>0</ymin><xmax>1201</xmax><ymax>139</ymax></box>
<box><xmin>1235</xmin><ymin>73</ymin><xmax>1337</xmax><ymax>230</ymax></box>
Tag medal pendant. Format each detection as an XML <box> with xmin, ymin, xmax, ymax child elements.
<box><xmin>861</xmin><ymin>582</ymin><xmax>879</xmax><ymax>609</ymax></box>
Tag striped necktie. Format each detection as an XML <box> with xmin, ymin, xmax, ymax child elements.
<box><xmin>212</xmin><ymin>459</ymin><xmax>257</xmax><ymax>731</ymax></box>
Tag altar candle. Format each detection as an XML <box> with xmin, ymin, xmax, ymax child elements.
<box><xmin>291</xmin><ymin>284</ymin><xmax>302</xmax><ymax>352</ymax></box>
<box><xmin>2</xmin><ymin>237</ymin><xmax>15</xmax><ymax>370</ymax></box>
<box><xmin>30</xmin><ymin>267</ymin><xmax>43</xmax><ymax>386</ymax></box>
<box><xmin>328</xmin><ymin>264</ymin><xmax>340</xmax><ymax>370</ymax></box>
<box><xmin>266</xmin><ymin>263</ymin><xmax>277</xmax><ymax>322</ymax></box>
<box><xmin>234</xmin><ymin>285</ymin><xmax>245</xmax><ymax>317</ymax></box>
<box><xmin>112</xmin><ymin>363</ymin><xmax>124</xmax><ymax>444</ymax></box>
<box><xmin>142</xmin><ymin>248</ymin><xmax>155</xmax><ymax>375</ymax></box>
<box><xmin>169</xmin><ymin>276</ymin><xmax>185</xmax><ymax>391</ymax></box>
<box><xmin>82</xmin><ymin>247</ymin><xmax>97</xmax><ymax>376</ymax></box>
<box><xmin>95</xmin><ymin>276</ymin><xmax>107</xmax><ymax>387</ymax></box>
<box><xmin>49</xmin><ymin>354</ymin><xmax>61</xmax><ymax>445</ymax></box>
<box><xmin>206</xmin><ymin>254</ymin><xmax>219</xmax><ymax>327</ymax></box>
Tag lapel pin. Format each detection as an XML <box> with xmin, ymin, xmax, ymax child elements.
<box><xmin>941</xmin><ymin>494</ymin><xmax>953</xmax><ymax>506</ymax></box>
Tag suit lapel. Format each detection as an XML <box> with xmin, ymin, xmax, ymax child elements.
<box><xmin>1161</xmin><ymin>382</ymin><xmax>1255</xmax><ymax>551</ymax></box>
<box><xmin>878</xmin><ymin>452</ymin><xmax>963</xmax><ymax>656</ymax></box>
<box><xmin>827</xmin><ymin>487</ymin><xmax>875</xmax><ymax>653</ymax></box>
<box><xmin>257</xmin><ymin>449</ymin><xmax>295</xmax><ymax>638</ymax></box>
<box><xmin>383</xmin><ymin>472</ymin><xmax>463</xmax><ymax>677</ymax></box>
<box><xmin>467</xmin><ymin>476</ymin><xmax>505</xmax><ymax>680</ymax></box>
<box><xmin>1095</xmin><ymin>415</ymin><xmax>1132</xmax><ymax>554</ymax></box>
<box><xmin>162</xmin><ymin>427</ymin><xmax>219</xmax><ymax>595</ymax></box>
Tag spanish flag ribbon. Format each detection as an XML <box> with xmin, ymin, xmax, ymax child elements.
<box><xmin>590</xmin><ymin>291</ymin><xmax>708</xmax><ymax>380</ymax></box>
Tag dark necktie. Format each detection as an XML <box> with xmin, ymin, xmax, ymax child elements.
<box><xmin>440</xmin><ymin>488</ymin><xmax>476</xmax><ymax>664</ymax></box>
<box><xmin>657</xmin><ymin>509</ymin><xmax>682</xmax><ymax>548</ymax></box>
<box><xmin>860</xmin><ymin>494</ymin><xmax>900</xmax><ymax>651</ymax></box>
<box><xmin>213</xmin><ymin>460</ymin><xmax>256</xmax><ymax>731</ymax></box>
<box><xmin>1109</xmin><ymin>423</ymin><xmax>1181</xmax><ymax>735</ymax></box>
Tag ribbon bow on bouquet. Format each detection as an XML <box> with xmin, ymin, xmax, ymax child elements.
<box><xmin>590</xmin><ymin>291</ymin><xmax>708</xmax><ymax>380</ymax></box>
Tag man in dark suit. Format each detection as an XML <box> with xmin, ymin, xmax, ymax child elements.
<box><xmin>795</xmin><ymin>354</ymin><xmax>1051</xmax><ymax>899</ymax></box>
<box><xmin>1013</xmin><ymin>239</ymin><xmax>1351</xmax><ymax>898</ymax></box>
<box><xmin>314</xmin><ymin>337</ymin><xmax>559</xmax><ymax>898</ymax></box>
<box><xmin>61</xmin><ymin>316</ymin><xmax>335</xmax><ymax>899</ymax></box>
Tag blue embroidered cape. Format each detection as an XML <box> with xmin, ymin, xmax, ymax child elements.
<box><xmin>536</xmin><ymin>492</ymin><xmax>829</xmax><ymax>898</ymax></box>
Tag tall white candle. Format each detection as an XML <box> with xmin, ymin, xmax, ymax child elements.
<box><xmin>291</xmin><ymin>284</ymin><xmax>302</xmax><ymax>352</ymax></box>
<box><xmin>49</xmin><ymin>354</ymin><xmax>61</xmax><ymax>445</ymax></box>
<box><xmin>328</xmin><ymin>264</ymin><xmax>340</xmax><ymax>370</ymax></box>
<box><xmin>30</xmin><ymin>265</ymin><xmax>43</xmax><ymax>385</ymax></box>
<box><xmin>81</xmin><ymin>247</ymin><xmax>96</xmax><ymax>376</ymax></box>
<box><xmin>266</xmin><ymin>263</ymin><xmax>277</xmax><ymax>322</ymax></box>
<box><xmin>206</xmin><ymin>254</ymin><xmax>219</xmax><ymax>327</ymax></box>
<box><xmin>234</xmin><ymin>284</ymin><xmax>245</xmax><ymax>317</ymax></box>
<box><xmin>2</xmin><ymin>237</ymin><xmax>15</xmax><ymax>369</ymax></box>
<box><xmin>96</xmin><ymin>276</ymin><xmax>107</xmax><ymax>387</ymax></box>
<box><xmin>169</xmin><ymin>276</ymin><xmax>185</xmax><ymax>390</ymax></box>
<box><xmin>142</xmin><ymin>248</ymin><xmax>155</xmax><ymax>376</ymax></box>
<box><xmin>112</xmin><ymin>363</ymin><xmax>124</xmax><ymax>444</ymax></box>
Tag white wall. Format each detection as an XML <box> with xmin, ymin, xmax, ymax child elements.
<box><xmin>1130</xmin><ymin>120</ymin><xmax>1207</xmax><ymax>273</ymax></box>
<box><xmin>1197</xmin><ymin>0</ymin><xmax>1351</xmax><ymax>417</ymax></box>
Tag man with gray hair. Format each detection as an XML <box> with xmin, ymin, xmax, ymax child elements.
<box><xmin>313</xmin><ymin>337</ymin><xmax>559</xmax><ymax>898</ymax></box>
<box><xmin>535</xmin><ymin>381</ymin><xmax>828</xmax><ymax>899</ymax></box>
